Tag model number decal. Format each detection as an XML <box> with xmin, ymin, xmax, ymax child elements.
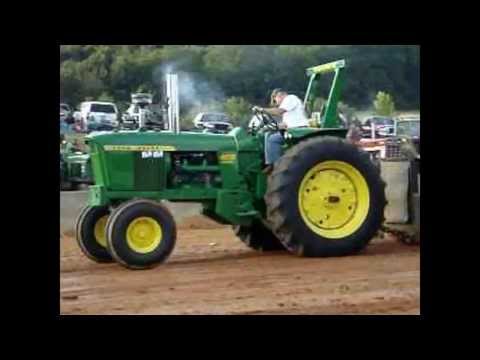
<box><xmin>141</xmin><ymin>151</ymin><xmax>163</xmax><ymax>158</ymax></box>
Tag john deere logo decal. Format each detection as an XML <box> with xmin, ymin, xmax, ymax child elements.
<box><xmin>104</xmin><ymin>145</ymin><xmax>177</xmax><ymax>152</ymax></box>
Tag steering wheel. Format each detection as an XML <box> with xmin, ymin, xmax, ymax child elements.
<box><xmin>252</xmin><ymin>108</ymin><xmax>279</xmax><ymax>131</ymax></box>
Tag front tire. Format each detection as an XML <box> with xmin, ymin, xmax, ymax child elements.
<box><xmin>106</xmin><ymin>199</ymin><xmax>176</xmax><ymax>269</ymax></box>
<box><xmin>265</xmin><ymin>136</ymin><xmax>386</xmax><ymax>257</ymax></box>
<box><xmin>75</xmin><ymin>205</ymin><xmax>113</xmax><ymax>263</ymax></box>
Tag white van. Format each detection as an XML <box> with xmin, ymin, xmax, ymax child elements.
<box><xmin>77</xmin><ymin>101</ymin><xmax>119</xmax><ymax>131</ymax></box>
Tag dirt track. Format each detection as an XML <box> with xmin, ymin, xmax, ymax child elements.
<box><xmin>60</xmin><ymin>216</ymin><xmax>420</xmax><ymax>315</ymax></box>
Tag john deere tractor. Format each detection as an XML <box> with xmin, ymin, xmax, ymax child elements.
<box><xmin>60</xmin><ymin>136</ymin><xmax>92</xmax><ymax>191</ymax></box>
<box><xmin>76</xmin><ymin>60</ymin><xmax>387</xmax><ymax>269</ymax></box>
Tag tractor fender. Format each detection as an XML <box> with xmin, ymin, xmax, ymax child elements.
<box><xmin>287</xmin><ymin>128</ymin><xmax>348</xmax><ymax>143</ymax></box>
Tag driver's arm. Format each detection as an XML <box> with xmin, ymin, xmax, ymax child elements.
<box><xmin>262</xmin><ymin>107</ymin><xmax>286</xmax><ymax>117</ymax></box>
<box><xmin>253</xmin><ymin>107</ymin><xmax>287</xmax><ymax>129</ymax></box>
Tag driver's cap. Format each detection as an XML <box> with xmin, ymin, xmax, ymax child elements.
<box><xmin>272</xmin><ymin>88</ymin><xmax>286</xmax><ymax>94</ymax></box>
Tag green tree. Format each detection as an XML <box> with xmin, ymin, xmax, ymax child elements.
<box><xmin>60</xmin><ymin>45</ymin><xmax>419</xmax><ymax>112</ymax></box>
<box><xmin>224</xmin><ymin>97</ymin><xmax>252</xmax><ymax>127</ymax></box>
<box><xmin>374</xmin><ymin>91</ymin><xmax>395</xmax><ymax>116</ymax></box>
<box><xmin>98</xmin><ymin>92</ymin><xmax>114</xmax><ymax>102</ymax></box>
<box><xmin>60</xmin><ymin>60</ymin><xmax>83</xmax><ymax>104</ymax></box>
<box><xmin>203</xmin><ymin>45</ymin><xmax>276</xmax><ymax>103</ymax></box>
<box><xmin>337</xmin><ymin>101</ymin><xmax>356</xmax><ymax>122</ymax></box>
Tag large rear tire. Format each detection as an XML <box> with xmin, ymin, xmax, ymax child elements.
<box><xmin>233</xmin><ymin>221</ymin><xmax>286</xmax><ymax>251</ymax></box>
<box><xmin>75</xmin><ymin>205</ymin><xmax>113</xmax><ymax>263</ymax></box>
<box><xmin>106</xmin><ymin>199</ymin><xmax>176</xmax><ymax>269</ymax></box>
<box><xmin>265</xmin><ymin>136</ymin><xmax>386</xmax><ymax>257</ymax></box>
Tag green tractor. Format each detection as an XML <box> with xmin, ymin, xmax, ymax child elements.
<box><xmin>76</xmin><ymin>60</ymin><xmax>387</xmax><ymax>269</ymax></box>
<box><xmin>60</xmin><ymin>137</ymin><xmax>93</xmax><ymax>191</ymax></box>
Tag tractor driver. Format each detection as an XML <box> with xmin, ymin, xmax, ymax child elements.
<box><xmin>253</xmin><ymin>88</ymin><xmax>309</xmax><ymax>174</ymax></box>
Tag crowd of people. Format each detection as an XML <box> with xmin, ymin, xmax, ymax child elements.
<box><xmin>60</xmin><ymin>117</ymin><xmax>76</xmax><ymax>135</ymax></box>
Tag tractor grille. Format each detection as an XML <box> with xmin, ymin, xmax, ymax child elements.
<box><xmin>385</xmin><ymin>139</ymin><xmax>404</xmax><ymax>159</ymax></box>
<box><xmin>134</xmin><ymin>153</ymin><xmax>165</xmax><ymax>191</ymax></box>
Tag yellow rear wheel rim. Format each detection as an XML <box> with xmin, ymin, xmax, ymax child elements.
<box><xmin>298</xmin><ymin>160</ymin><xmax>370</xmax><ymax>239</ymax></box>
<box><xmin>126</xmin><ymin>217</ymin><xmax>163</xmax><ymax>254</ymax></box>
<box><xmin>93</xmin><ymin>215</ymin><xmax>108</xmax><ymax>248</ymax></box>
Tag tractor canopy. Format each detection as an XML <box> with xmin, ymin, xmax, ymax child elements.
<box><xmin>304</xmin><ymin>59</ymin><xmax>346</xmax><ymax>129</ymax></box>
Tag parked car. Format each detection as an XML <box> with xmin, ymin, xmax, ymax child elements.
<box><xmin>76</xmin><ymin>101</ymin><xmax>119</xmax><ymax>132</ymax></box>
<box><xmin>395</xmin><ymin>117</ymin><xmax>420</xmax><ymax>138</ymax></box>
<box><xmin>193</xmin><ymin>112</ymin><xmax>233</xmax><ymax>133</ymax></box>
<box><xmin>385</xmin><ymin>116</ymin><xmax>420</xmax><ymax>160</ymax></box>
<box><xmin>122</xmin><ymin>93</ymin><xmax>152</xmax><ymax>128</ymax></box>
<box><xmin>361</xmin><ymin>116</ymin><xmax>395</xmax><ymax>138</ymax></box>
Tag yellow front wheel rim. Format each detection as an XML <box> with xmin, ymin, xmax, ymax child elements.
<box><xmin>298</xmin><ymin>161</ymin><xmax>370</xmax><ymax>239</ymax></box>
<box><xmin>94</xmin><ymin>215</ymin><xmax>109</xmax><ymax>248</ymax></box>
<box><xmin>126</xmin><ymin>217</ymin><xmax>163</xmax><ymax>254</ymax></box>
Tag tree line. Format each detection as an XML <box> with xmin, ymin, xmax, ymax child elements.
<box><xmin>60</xmin><ymin>45</ymin><xmax>419</xmax><ymax>125</ymax></box>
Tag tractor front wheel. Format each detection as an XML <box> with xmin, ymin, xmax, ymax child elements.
<box><xmin>76</xmin><ymin>205</ymin><xmax>113</xmax><ymax>263</ymax></box>
<box><xmin>106</xmin><ymin>199</ymin><xmax>176</xmax><ymax>269</ymax></box>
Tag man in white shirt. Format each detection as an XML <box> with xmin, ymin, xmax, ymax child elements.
<box><xmin>253</xmin><ymin>89</ymin><xmax>309</xmax><ymax>174</ymax></box>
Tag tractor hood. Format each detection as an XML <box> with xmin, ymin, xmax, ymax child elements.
<box><xmin>86</xmin><ymin>130</ymin><xmax>237</xmax><ymax>152</ymax></box>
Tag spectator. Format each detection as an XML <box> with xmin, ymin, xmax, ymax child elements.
<box><xmin>347</xmin><ymin>119</ymin><xmax>363</xmax><ymax>145</ymax></box>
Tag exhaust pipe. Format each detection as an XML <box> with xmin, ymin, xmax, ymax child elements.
<box><xmin>138</xmin><ymin>108</ymin><xmax>146</xmax><ymax>129</ymax></box>
<box><xmin>166</xmin><ymin>73</ymin><xmax>180</xmax><ymax>134</ymax></box>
